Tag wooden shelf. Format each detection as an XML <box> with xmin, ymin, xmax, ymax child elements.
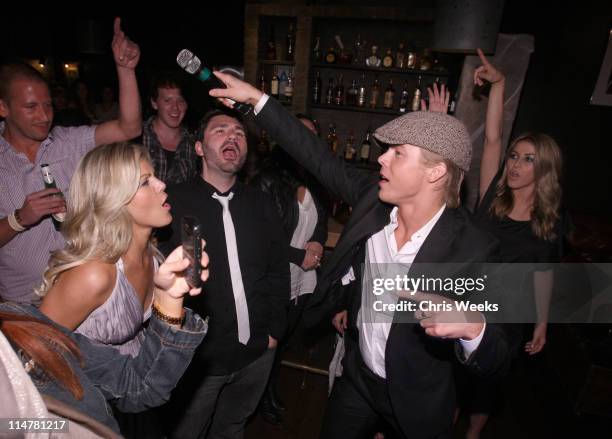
<box><xmin>311</xmin><ymin>63</ymin><xmax>449</xmax><ymax>77</ymax></box>
<box><xmin>260</xmin><ymin>60</ymin><xmax>295</xmax><ymax>66</ymax></box>
<box><xmin>311</xmin><ymin>103</ymin><xmax>411</xmax><ymax>116</ymax></box>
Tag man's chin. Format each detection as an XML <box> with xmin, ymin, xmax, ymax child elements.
<box><xmin>220</xmin><ymin>163</ymin><xmax>242</xmax><ymax>174</ymax></box>
<box><xmin>377</xmin><ymin>187</ymin><xmax>394</xmax><ymax>204</ymax></box>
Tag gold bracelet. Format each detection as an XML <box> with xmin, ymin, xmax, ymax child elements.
<box><xmin>152</xmin><ymin>301</ymin><xmax>185</xmax><ymax>326</ymax></box>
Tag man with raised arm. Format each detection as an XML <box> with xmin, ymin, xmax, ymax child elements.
<box><xmin>0</xmin><ymin>18</ymin><xmax>142</xmax><ymax>303</ymax></box>
<box><xmin>208</xmin><ymin>72</ymin><xmax>513</xmax><ymax>439</ymax></box>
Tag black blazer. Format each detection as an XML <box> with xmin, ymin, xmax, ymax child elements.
<box><xmin>255</xmin><ymin>98</ymin><xmax>513</xmax><ymax>439</ymax></box>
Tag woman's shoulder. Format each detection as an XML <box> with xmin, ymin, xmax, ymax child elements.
<box><xmin>52</xmin><ymin>261</ymin><xmax>117</xmax><ymax>301</ymax></box>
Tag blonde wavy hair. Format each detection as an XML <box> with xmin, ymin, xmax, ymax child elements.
<box><xmin>37</xmin><ymin>142</ymin><xmax>156</xmax><ymax>296</ymax></box>
<box><xmin>489</xmin><ymin>133</ymin><xmax>562</xmax><ymax>241</ymax></box>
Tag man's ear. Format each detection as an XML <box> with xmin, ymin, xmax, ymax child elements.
<box><xmin>150</xmin><ymin>98</ymin><xmax>158</xmax><ymax>111</ymax></box>
<box><xmin>0</xmin><ymin>99</ymin><xmax>9</xmax><ymax>118</ymax></box>
<box><xmin>195</xmin><ymin>140</ymin><xmax>204</xmax><ymax>157</ymax></box>
<box><xmin>427</xmin><ymin>162</ymin><xmax>448</xmax><ymax>184</ymax></box>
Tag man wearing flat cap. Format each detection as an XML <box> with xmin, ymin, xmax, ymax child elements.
<box><xmin>210</xmin><ymin>72</ymin><xmax>513</xmax><ymax>439</ymax></box>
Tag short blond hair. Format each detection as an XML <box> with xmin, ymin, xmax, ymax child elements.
<box><xmin>419</xmin><ymin>148</ymin><xmax>464</xmax><ymax>208</ymax></box>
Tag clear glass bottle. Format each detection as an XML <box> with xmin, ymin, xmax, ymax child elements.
<box><xmin>325</xmin><ymin>78</ymin><xmax>334</xmax><ymax>105</ymax></box>
<box><xmin>411</xmin><ymin>76</ymin><xmax>422</xmax><ymax>112</ymax></box>
<box><xmin>334</xmin><ymin>74</ymin><xmax>345</xmax><ymax>106</ymax></box>
<box><xmin>366</xmin><ymin>46</ymin><xmax>381</xmax><ymax>68</ymax></box>
<box><xmin>357</xmin><ymin>74</ymin><xmax>367</xmax><ymax>107</ymax></box>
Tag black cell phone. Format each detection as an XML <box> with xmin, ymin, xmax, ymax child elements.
<box><xmin>181</xmin><ymin>216</ymin><xmax>203</xmax><ymax>288</ymax></box>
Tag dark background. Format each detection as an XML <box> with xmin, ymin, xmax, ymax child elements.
<box><xmin>2</xmin><ymin>1</ymin><xmax>611</xmax><ymax>217</ymax></box>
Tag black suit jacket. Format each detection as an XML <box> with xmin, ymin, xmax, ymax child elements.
<box><xmin>255</xmin><ymin>98</ymin><xmax>513</xmax><ymax>438</ymax></box>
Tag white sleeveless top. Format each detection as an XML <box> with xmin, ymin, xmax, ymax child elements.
<box><xmin>289</xmin><ymin>189</ymin><xmax>318</xmax><ymax>300</ymax></box>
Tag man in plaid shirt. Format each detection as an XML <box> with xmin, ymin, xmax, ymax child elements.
<box><xmin>143</xmin><ymin>72</ymin><xmax>198</xmax><ymax>185</ymax></box>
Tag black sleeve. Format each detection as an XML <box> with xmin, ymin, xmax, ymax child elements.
<box><xmin>288</xmin><ymin>246</ymin><xmax>306</xmax><ymax>266</ymax></box>
<box><xmin>455</xmin><ymin>323</ymin><xmax>516</xmax><ymax>380</ymax></box>
<box><xmin>308</xmin><ymin>189</ymin><xmax>328</xmax><ymax>246</ymax></box>
<box><xmin>255</xmin><ymin>98</ymin><xmax>376</xmax><ymax>207</ymax></box>
<box><xmin>262</xmin><ymin>194</ymin><xmax>291</xmax><ymax>341</ymax></box>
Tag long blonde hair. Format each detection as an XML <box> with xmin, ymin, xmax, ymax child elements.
<box><xmin>37</xmin><ymin>142</ymin><xmax>153</xmax><ymax>296</ymax></box>
<box><xmin>489</xmin><ymin>133</ymin><xmax>562</xmax><ymax>241</ymax></box>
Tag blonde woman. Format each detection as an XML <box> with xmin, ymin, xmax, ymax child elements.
<box><xmin>38</xmin><ymin>142</ymin><xmax>176</xmax><ymax>357</ymax></box>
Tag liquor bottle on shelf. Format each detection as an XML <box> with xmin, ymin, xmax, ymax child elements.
<box><xmin>419</xmin><ymin>48</ymin><xmax>433</xmax><ymax>71</ymax></box>
<box><xmin>407</xmin><ymin>50</ymin><xmax>417</xmax><ymax>69</ymax></box>
<box><xmin>346</xmin><ymin>79</ymin><xmax>358</xmax><ymax>106</ymax></box>
<box><xmin>383</xmin><ymin>79</ymin><xmax>395</xmax><ymax>109</ymax></box>
<box><xmin>335</xmin><ymin>35</ymin><xmax>352</xmax><ymax>64</ymax></box>
<box><xmin>286</xmin><ymin>24</ymin><xmax>295</xmax><ymax>61</ymax></box>
<box><xmin>312</xmin><ymin>71</ymin><xmax>322</xmax><ymax>104</ymax></box>
<box><xmin>359</xmin><ymin>131</ymin><xmax>371</xmax><ymax>163</ymax></box>
<box><xmin>266</xmin><ymin>25</ymin><xmax>277</xmax><ymax>61</ymax></box>
<box><xmin>382</xmin><ymin>48</ymin><xmax>394</xmax><ymax>68</ymax></box>
<box><xmin>270</xmin><ymin>70</ymin><xmax>279</xmax><ymax>99</ymax></box>
<box><xmin>327</xmin><ymin>123</ymin><xmax>338</xmax><ymax>154</ymax></box>
<box><xmin>344</xmin><ymin>132</ymin><xmax>356</xmax><ymax>162</ymax></box>
<box><xmin>278</xmin><ymin>69</ymin><xmax>288</xmax><ymax>99</ymax></box>
<box><xmin>448</xmin><ymin>89</ymin><xmax>457</xmax><ymax>115</ymax></box>
<box><xmin>357</xmin><ymin>74</ymin><xmax>367</xmax><ymax>107</ymax></box>
<box><xmin>313</xmin><ymin>36</ymin><xmax>322</xmax><ymax>63</ymax></box>
<box><xmin>325</xmin><ymin>78</ymin><xmax>334</xmax><ymax>105</ymax></box>
<box><xmin>354</xmin><ymin>34</ymin><xmax>365</xmax><ymax>65</ymax></box>
<box><xmin>259</xmin><ymin>73</ymin><xmax>266</xmax><ymax>93</ymax></box>
<box><xmin>399</xmin><ymin>80</ymin><xmax>410</xmax><ymax>113</ymax></box>
<box><xmin>40</xmin><ymin>164</ymin><xmax>65</xmax><ymax>231</ymax></box>
<box><xmin>325</xmin><ymin>47</ymin><xmax>337</xmax><ymax>64</ymax></box>
<box><xmin>411</xmin><ymin>75</ymin><xmax>422</xmax><ymax>112</ymax></box>
<box><xmin>285</xmin><ymin>73</ymin><xmax>294</xmax><ymax>103</ymax></box>
<box><xmin>334</xmin><ymin>74</ymin><xmax>345</xmax><ymax>106</ymax></box>
<box><xmin>369</xmin><ymin>77</ymin><xmax>380</xmax><ymax>109</ymax></box>
<box><xmin>396</xmin><ymin>42</ymin><xmax>407</xmax><ymax>69</ymax></box>
<box><xmin>366</xmin><ymin>46</ymin><xmax>381</xmax><ymax>67</ymax></box>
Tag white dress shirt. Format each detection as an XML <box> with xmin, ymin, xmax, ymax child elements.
<box><xmin>358</xmin><ymin>205</ymin><xmax>485</xmax><ymax>378</ymax></box>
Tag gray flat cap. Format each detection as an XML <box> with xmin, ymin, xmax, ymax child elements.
<box><xmin>373</xmin><ymin>111</ymin><xmax>472</xmax><ymax>171</ymax></box>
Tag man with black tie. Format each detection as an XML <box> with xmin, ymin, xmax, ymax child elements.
<box><xmin>209</xmin><ymin>72</ymin><xmax>513</xmax><ymax>439</ymax></box>
<box><xmin>162</xmin><ymin>108</ymin><xmax>289</xmax><ymax>439</ymax></box>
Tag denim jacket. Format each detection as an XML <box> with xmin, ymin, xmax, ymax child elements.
<box><xmin>0</xmin><ymin>302</ymin><xmax>207</xmax><ymax>433</ymax></box>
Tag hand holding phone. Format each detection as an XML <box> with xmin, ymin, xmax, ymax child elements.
<box><xmin>181</xmin><ymin>216</ymin><xmax>203</xmax><ymax>288</ymax></box>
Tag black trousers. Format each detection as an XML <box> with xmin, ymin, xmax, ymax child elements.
<box><xmin>320</xmin><ymin>340</ymin><xmax>407</xmax><ymax>439</ymax></box>
<box><xmin>320</xmin><ymin>339</ymin><xmax>452</xmax><ymax>439</ymax></box>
